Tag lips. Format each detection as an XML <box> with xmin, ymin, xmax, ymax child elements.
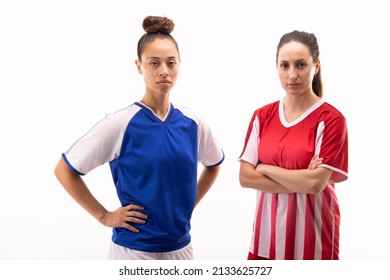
<box><xmin>157</xmin><ymin>80</ymin><xmax>171</xmax><ymax>84</ymax></box>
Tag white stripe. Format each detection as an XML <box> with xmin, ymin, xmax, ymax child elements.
<box><xmin>328</xmin><ymin>187</ymin><xmax>337</xmax><ymax>260</ymax></box>
<box><xmin>275</xmin><ymin>194</ymin><xmax>288</xmax><ymax>259</ymax></box>
<box><xmin>315</xmin><ymin>121</ymin><xmax>325</xmax><ymax>156</ymax></box>
<box><xmin>238</xmin><ymin>115</ymin><xmax>260</xmax><ymax>166</ymax></box>
<box><xmin>258</xmin><ymin>193</ymin><xmax>272</xmax><ymax>257</ymax></box>
<box><xmin>249</xmin><ymin>191</ymin><xmax>262</xmax><ymax>253</ymax></box>
<box><xmin>314</xmin><ymin>194</ymin><xmax>323</xmax><ymax>259</ymax></box>
<box><xmin>294</xmin><ymin>194</ymin><xmax>306</xmax><ymax>259</ymax></box>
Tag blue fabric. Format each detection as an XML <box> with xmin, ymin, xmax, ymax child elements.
<box><xmin>109</xmin><ymin>103</ymin><xmax>198</xmax><ymax>252</ymax></box>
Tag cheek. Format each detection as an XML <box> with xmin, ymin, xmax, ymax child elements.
<box><xmin>142</xmin><ymin>70</ymin><xmax>156</xmax><ymax>80</ymax></box>
<box><xmin>277</xmin><ymin>71</ymin><xmax>286</xmax><ymax>81</ymax></box>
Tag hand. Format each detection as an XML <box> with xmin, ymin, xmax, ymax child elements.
<box><xmin>101</xmin><ymin>204</ymin><xmax>148</xmax><ymax>233</ymax></box>
<box><xmin>308</xmin><ymin>155</ymin><xmax>323</xmax><ymax>170</ymax></box>
<box><xmin>255</xmin><ymin>163</ymin><xmax>264</xmax><ymax>174</ymax></box>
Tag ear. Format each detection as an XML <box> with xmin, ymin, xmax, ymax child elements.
<box><xmin>135</xmin><ymin>59</ymin><xmax>142</xmax><ymax>74</ymax></box>
<box><xmin>315</xmin><ymin>60</ymin><xmax>320</xmax><ymax>75</ymax></box>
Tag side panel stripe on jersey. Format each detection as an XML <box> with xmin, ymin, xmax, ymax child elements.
<box><xmin>294</xmin><ymin>194</ymin><xmax>306</xmax><ymax>259</ymax></box>
<box><xmin>303</xmin><ymin>194</ymin><xmax>316</xmax><ymax>259</ymax></box>
<box><xmin>269</xmin><ymin>194</ymin><xmax>278</xmax><ymax>259</ymax></box>
<box><xmin>284</xmin><ymin>194</ymin><xmax>296</xmax><ymax>259</ymax></box>
<box><xmin>275</xmin><ymin>194</ymin><xmax>288</xmax><ymax>259</ymax></box>
<box><xmin>252</xmin><ymin>192</ymin><xmax>265</xmax><ymax>256</ymax></box>
<box><xmin>314</xmin><ymin>194</ymin><xmax>323</xmax><ymax>259</ymax></box>
<box><xmin>320</xmin><ymin>186</ymin><xmax>340</xmax><ymax>259</ymax></box>
<box><xmin>239</xmin><ymin>115</ymin><xmax>260</xmax><ymax>165</ymax></box>
<box><xmin>315</xmin><ymin>121</ymin><xmax>325</xmax><ymax>156</ymax></box>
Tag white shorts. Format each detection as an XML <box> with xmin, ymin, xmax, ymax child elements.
<box><xmin>108</xmin><ymin>241</ymin><xmax>194</xmax><ymax>260</ymax></box>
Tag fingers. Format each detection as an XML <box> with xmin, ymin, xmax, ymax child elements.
<box><xmin>119</xmin><ymin>204</ymin><xmax>148</xmax><ymax>233</ymax></box>
<box><xmin>123</xmin><ymin>204</ymin><xmax>148</xmax><ymax>220</ymax></box>
<box><xmin>124</xmin><ymin>204</ymin><xmax>145</xmax><ymax>211</ymax></box>
<box><xmin>121</xmin><ymin>223</ymin><xmax>141</xmax><ymax>233</ymax></box>
<box><xmin>124</xmin><ymin>214</ymin><xmax>147</xmax><ymax>224</ymax></box>
<box><xmin>308</xmin><ymin>156</ymin><xmax>323</xmax><ymax>170</ymax></box>
<box><xmin>103</xmin><ymin>203</ymin><xmax>149</xmax><ymax>232</ymax></box>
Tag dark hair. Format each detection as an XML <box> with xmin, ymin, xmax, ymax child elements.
<box><xmin>276</xmin><ymin>30</ymin><xmax>323</xmax><ymax>97</ymax></box>
<box><xmin>137</xmin><ymin>16</ymin><xmax>180</xmax><ymax>61</ymax></box>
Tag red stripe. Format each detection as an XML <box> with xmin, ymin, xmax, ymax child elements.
<box><xmin>321</xmin><ymin>186</ymin><xmax>340</xmax><ymax>259</ymax></box>
<box><xmin>284</xmin><ymin>194</ymin><xmax>297</xmax><ymax>259</ymax></box>
<box><xmin>303</xmin><ymin>194</ymin><xmax>316</xmax><ymax>259</ymax></box>
<box><xmin>253</xmin><ymin>192</ymin><xmax>265</xmax><ymax>256</ymax></box>
<box><xmin>269</xmin><ymin>194</ymin><xmax>278</xmax><ymax>259</ymax></box>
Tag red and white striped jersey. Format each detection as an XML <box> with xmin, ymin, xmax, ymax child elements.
<box><xmin>239</xmin><ymin>99</ymin><xmax>348</xmax><ymax>260</ymax></box>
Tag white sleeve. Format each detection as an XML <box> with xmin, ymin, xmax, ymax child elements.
<box><xmin>197</xmin><ymin>116</ymin><xmax>224</xmax><ymax>167</ymax></box>
<box><xmin>177</xmin><ymin>106</ymin><xmax>224</xmax><ymax>167</ymax></box>
<box><xmin>62</xmin><ymin>105</ymin><xmax>141</xmax><ymax>175</ymax></box>
<box><xmin>238</xmin><ymin>115</ymin><xmax>260</xmax><ymax>166</ymax></box>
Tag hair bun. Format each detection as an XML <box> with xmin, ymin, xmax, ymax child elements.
<box><xmin>142</xmin><ymin>16</ymin><xmax>174</xmax><ymax>34</ymax></box>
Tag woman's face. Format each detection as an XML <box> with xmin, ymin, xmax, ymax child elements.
<box><xmin>277</xmin><ymin>41</ymin><xmax>319</xmax><ymax>97</ymax></box>
<box><xmin>136</xmin><ymin>38</ymin><xmax>180</xmax><ymax>97</ymax></box>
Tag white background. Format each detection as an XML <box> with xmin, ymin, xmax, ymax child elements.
<box><xmin>0</xmin><ymin>0</ymin><xmax>389</xmax><ymax>260</ymax></box>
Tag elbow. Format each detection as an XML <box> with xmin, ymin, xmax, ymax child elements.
<box><xmin>307</xmin><ymin>179</ymin><xmax>327</xmax><ymax>194</ymax></box>
<box><xmin>239</xmin><ymin>174</ymin><xmax>250</xmax><ymax>189</ymax></box>
<box><xmin>239</xmin><ymin>175</ymin><xmax>245</xmax><ymax>188</ymax></box>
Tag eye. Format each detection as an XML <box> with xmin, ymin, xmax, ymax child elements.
<box><xmin>168</xmin><ymin>60</ymin><xmax>177</xmax><ymax>67</ymax></box>
<box><xmin>280</xmin><ymin>63</ymin><xmax>289</xmax><ymax>69</ymax></box>
<box><xmin>149</xmin><ymin>60</ymin><xmax>160</xmax><ymax>67</ymax></box>
<box><xmin>297</xmin><ymin>62</ymin><xmax>307</xmax><ymax>69</ymax></box>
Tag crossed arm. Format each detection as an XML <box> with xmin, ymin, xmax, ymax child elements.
<box><xmin>239</xmin><ymin>156</ymin><xmax>333</xmax><ymax>194</ymax></box>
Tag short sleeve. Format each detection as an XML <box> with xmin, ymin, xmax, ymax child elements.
<box><xmin>317</xmin><ymin>113</ymin><xmax>348</xmax><ymax>183</ymax></box>
<box><xmin>197</xmin><ymin>117</ymin><xmax>225</xmax><ymax>167</ymax></box>
<box><xmin>62</xmin><ymin>105</ymin><xmax>140</xmax><ymax>175</ymax></box>
<box><xmin>176</xmin><ymin>106</ymin><xmax>224</xmax><ymax>167</ymax></box>
<box><xmin>238</xmin><ymin>112</ymin><xmax>260</xmax><ymax>166</ymax></box>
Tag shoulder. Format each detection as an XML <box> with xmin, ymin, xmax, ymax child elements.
<box><xmin>174</xmin><ymin>105</ymin><xmax>203</xmax><ymax>125</ymax></box>
<box><xmin>93</xmin><ymin>103</ymin><xmax>142</xmax><ymax>133</ymax></box>
<box><xmin>320</xmin><ymin>102</ymin><xmax>347</xmax><ymax>121</ymax></box>
<box><xmin>108</xmin><ymin>103</ymin><xmax>142</xmax><ymax>120</ymax></box>
<box><xmin>253</xmin><ymin>100</ymin><xmax>280</xmax><ymax>118</ymax></box>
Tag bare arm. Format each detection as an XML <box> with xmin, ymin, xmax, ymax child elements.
<box><xmin>195</xmin><ymin>165</ymin><xmax>221</xmax><ymax>207</ymax></box>
<box><xmin>239</xmin><ymin>161</ymin><xmax>294</xmax><ymax>193</ymax></box>
<box><xmin>54</xmin><ymin>157</ymin><xmax>147</xmax><ymax>232</ymax></box>
<box><xmin>255</xmin><ymin>156</ymin><xmax>332</xmax><ymax>194</ymax></box>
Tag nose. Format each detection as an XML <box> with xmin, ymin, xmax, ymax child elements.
<box><xmin>159</xmin><ymin>64</ymin><xmax>169</xmax><ymax>77</ymax></box>
<box><xmin>288</xmin><ymin>68</ymin><xmax>298</xmax><ymax>79</ymax></box>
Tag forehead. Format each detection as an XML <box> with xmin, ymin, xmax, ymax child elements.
<box><xmin>142</xmin><ymin>38</ymin><xmax>179</xmax><ymax>58</ymax></box>
<box><xmin>278</xmin><ymin>41</ymin><xmax>312</xmax><ymax>62</ymax></box>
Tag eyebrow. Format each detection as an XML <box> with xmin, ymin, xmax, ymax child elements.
<box><xmin>279</xmin><ymin>59</ymin><xmax>307</xmax><ymax>63</ymax></box>
<box><xmin>146</xmin><ymin>56</ymin><xmax>179</xmax><ymax>60</ymax></box>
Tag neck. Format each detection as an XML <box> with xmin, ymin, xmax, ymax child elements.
<box><xmin>283</xmin><ymin>93</ymin><xmax>320</xmax><ymax>123</ymax></box>
<box><xmin>284</xmin><ymin>93</ymin><xmax>319</xmax><ymax>111</ymax></box>
<box><xmin>140</xmin><ymin>95</ymin><xmax>170</xmax><ymax>119</ymax></box>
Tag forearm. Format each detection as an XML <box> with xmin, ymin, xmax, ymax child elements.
<box><xmin>239</xmin><ymin>161</ymin><xmax>294</xmax><ymax>193</ymax></box>
<box><xmin>195</xmin><ymin>165</ymin><xmax>220</xmax><ymax>207</ymax></box>
<box><xmin>256</xmin><ymin>163</ymin><xmax>332</xmax><ymax>194</ymax></box>
<box><xmin>54</xmin><ymin>158</ymin><xmax>109</xmax><ymax>224</ymax></box>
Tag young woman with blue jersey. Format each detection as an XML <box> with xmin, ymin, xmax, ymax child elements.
<box><xmin>54</xmin><ymin>15</ymin><xmax>224</xmax><ymax>260</ymax></box>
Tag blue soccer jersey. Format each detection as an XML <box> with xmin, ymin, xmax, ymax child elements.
<box><xmin>62</xmin><ymin>102</ymin><xmax>224</xmax><ymax>252</ymax></box>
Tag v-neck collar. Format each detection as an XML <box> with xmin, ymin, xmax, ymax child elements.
<box><xmin>135</xmin><ymin>101</ymin><xmax>174</xmax><ymax>126</ymax></box>
<box><xmin>279</xmin><ymin>98</ymin><xmax>325</xmax><ymax>128</ymax></box>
